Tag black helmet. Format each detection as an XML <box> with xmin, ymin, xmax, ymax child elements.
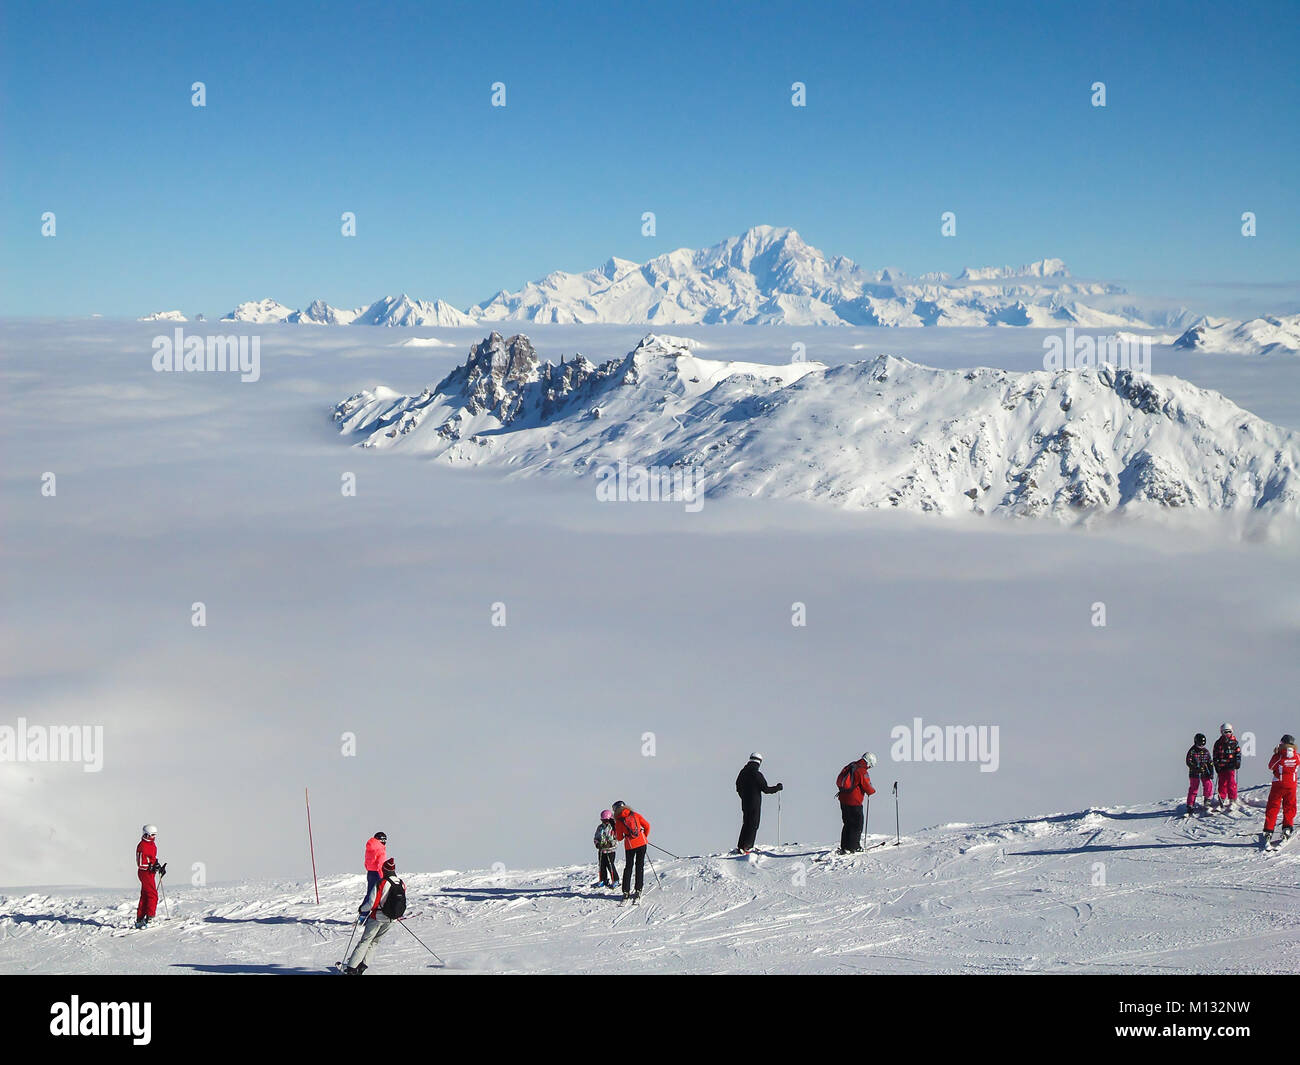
<box><xmin>1194</xmin><ymin>733</ymin><xmax>1206</xmax><ymax>745</ymax></box>
<box><xmin>374</xmin><ymin>832</ymin><xmax>387</xmax><ymax>842</ymax></box>
<box><xmin>1282</xmin><ymin>735</ymin><xmax>1297</xmax><ymax>747</ymax></box>
<box><xmin>611</xmin><ymin>801</ymin><xmax>627</xmax><ymax>813</ymax></box>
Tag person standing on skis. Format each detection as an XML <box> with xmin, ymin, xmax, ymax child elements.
<box><xmin>611</xmin><ymin>801</ymin><xmax>650</xmax><ymax>901</ymax></box>
<box><xmin>134</xmin><ymin>824</ymin><xmax>166</xmax><ymax>929</ymax></box>
<box><xmin>358</xmin><ymin>831</ymin><xmax>387</xmax><ymax>922</ymax></box>
<box><xmin>735</xmin><ymin>753</ymin><xmax>783</xmax><ymax>854</ymax></box>
<box><xmin>1261</xmin><ymin>734</ymin><xmax>1298</xmax><ymax>848</ymax></box>
<box><xmin>836</xmin><ymin>753</ymin><xmax>877</xmax><ymax>853</ymax></box>
<box><xmin>593</xmin><ymin>810</ymin><xmax>620</xmax><ymax>888</ymax></box>
<box><xmin>1186</xmin><ymin>734</ymin><xmax>1214</xmax><ymax>813</ymax></box>
<box><xmin>1212</xmin><ymin>723</ymin><xmax>1242</xmax><ymax>810</ymax></box>
<box><xmin>344</xmin><ymin>857</ymin><xmax>405</xmax><ymax>974</ymax></box>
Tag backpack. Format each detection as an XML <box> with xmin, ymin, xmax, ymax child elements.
<box><xmin>836</xmin><ymin>763</ymin><xmax>858</xmax><ymax>799</ymax></box>
<box><xmin>380</xmin><ymin>876</ymin><xmax>406</xmax><ymax>919</ymax></box>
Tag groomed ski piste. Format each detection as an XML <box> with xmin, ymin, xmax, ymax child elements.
<box><xmin>4</xmin><ymin>789</ymin><xmax>1295</xmax><ymax>975</ymax></box>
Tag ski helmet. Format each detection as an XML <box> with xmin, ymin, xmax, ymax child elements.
<box><xmin>1220</xmin><ymin>723</ymin><xmax>1233</xmax><ymax>735</ymax></box>
<box><xmin>612</xmin><ymin>801</ymin><xmax>628</xmax><ymax>814</ymax></box>
<box><xmin>862</xmin><ymin>752</ymin><xmax>878</xmax><ymax>768</ymax></box>
<box><xmin>142</xmin><ymin>824</ymin><xmax>158</xmax><ymax>837</ymax></box>
<box><xmin>1282</xmin><ymin>734</ymin><xmax>1297</xmax><ymax>747</ymax></box>
<box><xmin>749</xmin><ymin>752</ymin><xmax>763</xmax><ymax>763</ymax></box>
<box><xmin>374</xmin><ymin>831</ymin><xmax>387</xmax><ymax>842</ymax></box>
<box><xmin>382</xmin><ymin>857</ymin><xmax>396</xmax><ymax>872</ymax></box>
<box><xmin>600</xmin><ymin>809</ymin><xmax>612</xmax><ymax>820</ymax></box>
<box><xmin>1194</xmin><ymin>733</ymin><xmax>1207</xmax><ymax>745</ymax></box>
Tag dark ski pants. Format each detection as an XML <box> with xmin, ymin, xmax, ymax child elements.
<box><xmin>358</xmin><ymin>869</ymin><xmax>380</xmax><ymax>916</ymax></box>
<box><xmin>737</xmin><ymin>802</ymin><xmax>761</xmax><ymax>851</ymax></box>
<box><xmin>598</xmin><ymin>851</ymin><xmax>619</xmax><ymax>885</ymax></box>
<box><xmin>622</xmin><ymin>846</ymin><xmax>646</xmax><ymax>894</ymax></box>
<box><xmin>840</xmin><ymin>803</ymin><xmax>864</xmax><ymax>852</ymax></box>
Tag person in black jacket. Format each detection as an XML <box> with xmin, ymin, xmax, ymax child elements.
<box><xmin>1212</xmin><ymin>723</ymin><xmax>1242</xmax><ymax>809</ymax></box>
<box><xmin>1185</xmin><ymin>733</ymin><xmax>1214</xmax><ymax>813</ymax></box>
<box><xmin>735</xmin><ymin>753</ymin><xmax>783</xmax><ymax>853</ymax></box>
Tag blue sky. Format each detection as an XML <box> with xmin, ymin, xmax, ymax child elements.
<box><xmin>2</xmin><ymin>0</ymin><xmax>1297</xmax><ymax>317</ymax></box>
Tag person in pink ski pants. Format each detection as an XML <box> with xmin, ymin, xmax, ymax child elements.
<box><xmin>1185</xmin><ymin>734</ymin><xmax>1213</xmax><ymax>811</ymax></box>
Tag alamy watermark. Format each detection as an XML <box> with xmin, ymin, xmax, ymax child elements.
<box><xmin>890</xmin><ymin>716</ymin><xmax>1000</xmax><ymax>773</ymax></box>
<box><xmin>1042</xmin><ymin>327</ymin><xmax>1151</xmax><ymax>374</ymax></box>
<box><xmin>0</xmin><ymin>718</ymin><xmax>103</xmax><ymax>772</ymax></box>
<box><xmin>595</xmin><ymin>459</ymin><xmax>704</xmax><ymax>512</ymax></box>
<box><xmin>152</xmin><ymin>327</ymin><xmax>261</xmax><ymax>382</ymax></box>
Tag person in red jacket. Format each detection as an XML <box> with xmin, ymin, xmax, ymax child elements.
<box><xmin>836</xmin><ymin>753</ymin><xmax>878</xmax><ymax>853</ymax></box>
<box><xmin>1261</xmin><ymin>734</ymin><xmax>1298</xmax><ymax>847</ymax></box>
<box><xmin>611</xmin><ymin>801</ymin><xmax>650</xmax><ymax>901</ymax></box>
<box><xmin>134</xmin><ymin>824</ymin><xmax>165</xmax><ymax>929</ymax></box>
<box><xmin>357</xmin><ymin>831</ymin><xmax>387</xmax><ymax>922</ymax></box>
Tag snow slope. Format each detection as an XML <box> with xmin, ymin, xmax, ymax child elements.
<box><xmin>334</xmin><ymin>332</ymin><xmax>1300</xmax><ymax>525</ymax></box>
<box><xmin>1174</xmin><ymin>315</ymin><xmax>1300</xmax><ymax>356</ymax></box>
<box><xmin>4</xmin><ymin>791</ymin><xmax>1294</xmax><ymax>974</ymax></box>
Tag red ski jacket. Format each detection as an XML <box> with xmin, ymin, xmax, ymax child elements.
<box><xmin>1269</xmin><ymin>746</ymin><xmax>1299</xmax><ymax>787</ymax></box>
<box><xmin>837</xmin><ymin>760</ymin><xmax>876</xmax><ymax>806</ymax></box>
<box><xmin>136</xmin><ymin>838</ymin><xmax>157</xmax><ymax>873</ymax></box>
<box><xmin>613</xmin><ymin>810</ymin><xmax>650</xmax><ymax>851</ymax></box>
<box><xmin>364</xmin><ymin>836</ymin><xmax>387</xmax><ymax>872</ymax></box>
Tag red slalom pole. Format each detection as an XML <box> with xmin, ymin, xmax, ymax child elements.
<box><xmin>306</xmin><ymin>787</ymin><xmax>320</xmax><ymax>905</ymax></box>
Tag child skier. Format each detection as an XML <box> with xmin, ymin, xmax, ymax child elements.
<box><xmin>1185</xmin><ymin>734</ymin><xmax>1213</xmax><ymax>814</ymax></box>
<box><xmin>1212</xmin><ymin>723</ymin><xmax>1241</xmax><ymax>810</ymax></box>
<box><xmin>1261</xmin><ymin>734</ymin><xmax>1298</xmax><ymax>849</ymax></box>
<box><xmin>134</xmin><ymin>824</ymin><xmax>166</xmax><ymax>929</ymax></box>
<box><xmin>593</xmin><ymin>810</ymin><xmax>620</xmax><ymax>888</ymax></box>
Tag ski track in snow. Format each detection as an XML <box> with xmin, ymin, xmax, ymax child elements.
<box><xmin>4</xmin><ymin>792</ymin><xmax>1294</xmax><ymax>974</ymax></box>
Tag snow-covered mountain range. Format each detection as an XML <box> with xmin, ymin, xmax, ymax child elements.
<box><xmin>333</xmin><ymin>332</ymin><xmax>1300</xmax><ymax>524</ymax></box>
<box><xmin>223</xmin><ymin>226</ymin><xmax>1175</xmax><ymax>328</ymax></box>
<box><xmin>1174</xmin><ymin>314</ymin><xmax>1300</xmax><ymax>356</ymax></box>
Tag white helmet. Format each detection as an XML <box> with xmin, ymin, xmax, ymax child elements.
<box><xmin>1220</xmin><ymin>723</ymin><xmax>1233</xmax><ymax>734</ymax></box>
<box><xmin>142</xmin><ymin>824</ymin><xmax>158</xmax><ymax>837</ymax></box>
<box><xmin>749</xmin><ymin>752</ymin><xmax>763</xmax><ymax>763</ymax></box>
<box><xmin>862</xmin><ymin>752</ymin><xmax>878</xmax><ymax>768</ymax></box>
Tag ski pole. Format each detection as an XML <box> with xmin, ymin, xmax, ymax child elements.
<box><xmin>863</xmin><ymin>794</ymin><xmax>870</xmax><ymax>850</ymax></box>
<box><xmin>893</xmin><ymin>781</ymin><xmax>900</xmax><ymax>845</ymax></box>
<box><xmin>777</xmin><ymin>793</ymin><xmax>781</xmax><ymax>846</ymax></box>
<box><xmin>397</xmin><ymin>917</ymin><xmax>444</xmax><ymax>965</ymax></box>
<box><xmin>341</xmin><ymin>914</ymin><xmax>360</xmax><ymax>963</ymax></box>
<box><xmin>645</xmin><ymin>851</ymin><xmax>663</xmax><ymax>890</ymax></box>
<box><xmin>647</xmin><ymin>842</ymin><xmax>681</xmax><ymax>860</ymax></box>
<box><xmin>157</xmin><ymin>873</ymin><xmax>170</xmax><ymax>919</ymax></box>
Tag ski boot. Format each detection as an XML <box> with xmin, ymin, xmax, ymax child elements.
<box><xmin>1260</xmin><ymin>829</ymin><xmax>1273</xmax><ymax>849</ymax></box>
<box><xmin>1283</xmin><ymin>825</ymin><xmax>1294</xmax><ymax>842</ymax></box>
<box><xmin>631</xmin><ymin>890</ymin><xmax>641</xmax><ymax>901</ymax></box>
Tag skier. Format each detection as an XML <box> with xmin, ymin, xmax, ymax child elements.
<box><xmin>344</xmin><ymin>856</ymin><xmax>405</xmax><ymax>974</ymax></box>
<box><xmin>836</xmin><ymin>753</ymin><xmax>877</xmax><ymax>853</ymax></box>
<box><xmin>1212</xmin><ymin>723</ymin><xmax>1241</xmax><ymax>810</ymax></box>
<box><xmin>357</xmin><ymin>831</ymin><xmax>387</xmax><ymax>922</ymax></box>
<box><xmin>1185</xmin><ymin>733</ymin><xmax>1214</xmax><ymax>814</ymax></box>
<box><xmin>593</xmin><ymin>810</ymin><xmax>619</xmax><ymax>888</ymax></box>
<box><xmin>134</xmin><ymin>824</ymin><xmax>166</xmax><ymax>929</ymax></box>
<box><xmin>1261</xmin><ymin>734</ymin><xmax>1298</xmax><ymax>848</ymax></box>
<box><xmin>734</xmin><ymin>753</ymin><xmax>783</xmax><ymax>854</ymax></box>
<box><xmin>610</xmin><ymin>801</ymin><xmax>650</xmax><ymax>901</ymax></box>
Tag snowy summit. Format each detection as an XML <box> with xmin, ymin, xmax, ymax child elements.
<box><xmin>334</xmin><ymin>332</ymin><xmax>1300</xmax><ymax>525</ymax></box>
